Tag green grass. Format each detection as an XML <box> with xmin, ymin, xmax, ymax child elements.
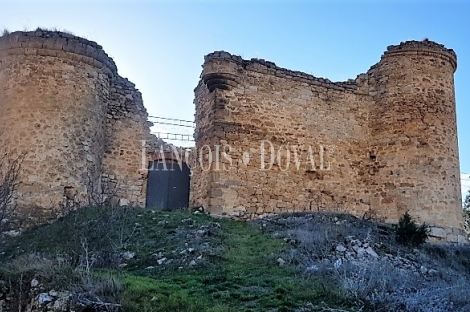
<box><xmin>0</xmin><ymin>207</ymin><xmax>359</xmax><ymax>311</ymax></box>
<box><xmin>121</xmin><ymin>214</ymin><xmax>354</xmax><ymax>311</ymax></box>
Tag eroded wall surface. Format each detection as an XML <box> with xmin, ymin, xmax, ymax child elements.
<box><xmin>192</xmin><ymin>40</ymin><xmax>465</xmax><ymax>243</ymax></box>
<box><xmin>0</xmin><ymin>30</ymin><xmax>153</xmax><ymax>217</ymax></box>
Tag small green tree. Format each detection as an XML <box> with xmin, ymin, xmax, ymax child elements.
<box><xmin>463</xmin><ymin>191</ymin><xmax>470</xmax><ymax>234</ymax></box>
<box><xmin>395</xmin><ymin>211</ymin><xmax>430</xmax><ymax>246</ymax></box>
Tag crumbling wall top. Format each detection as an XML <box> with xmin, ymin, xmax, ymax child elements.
<box><xmin>0</xmin><ymin>30</ymin><xmax>118</xmax><ymax>76</ymax></box>
<box><xmin>384</xmin><ymin>40</ymin><xmax>457</xmax><ymax>71</ymax></box>
<box><xmin>204</xmin><ymin>51</ymin><xmax>358</xmax><ymax>91</ymax></box>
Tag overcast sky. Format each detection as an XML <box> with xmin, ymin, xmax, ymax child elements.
<box><xmin>1</xmin><ymin>0</ymin><xmax>469</xmax><ymax>198</ymax></box>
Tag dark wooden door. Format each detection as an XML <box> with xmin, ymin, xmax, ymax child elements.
<box><xmin>146</xmin><ymin>161</ymin><xmax>190</xmax><ymax>209</ymax></box>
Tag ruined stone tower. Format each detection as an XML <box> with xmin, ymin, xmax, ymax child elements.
<box><xmin>0</xmin><ymin>30</ymin><xmax>464</xmax><ymax>242</ymax></box>
<box><xmin>0</xmin><ymin>30</ymin><xmax>152</xmax><ymax>216</ymax></box>
<box><xmin>192</xmin><ymin>40</ymin><xmax>465</xmax><ymax>242</ymax></box>
<box><xmin>368</xmin><ymin>41</ymin><xmax>461</xmax><ymax>233</ymax></box>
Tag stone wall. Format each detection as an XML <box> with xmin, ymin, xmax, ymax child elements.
<box><xmin>0</xmin><ymin>30</ymin><xmax>154</xmax><ymax>216</ymax></box>
<box><xmin>191</xmin><ymin>40</ymin><xmax>466</xmax><ymax>243</ymax></box>
<box><xmin>368</xmin><ymin>41</ymin><xmax>462</xmax><ymax>232</ymax></box>
<box><xmin>102</xmin><ymin>77</ymin><xmax>150</xmax><ymax>207</ymax></box>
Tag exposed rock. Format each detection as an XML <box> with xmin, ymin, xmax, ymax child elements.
<box><xmin>38</xmin><ymin>293</ymin><xmax>54</xmax><ymax>305</ymax></box>
<box><xmin>31</xmin><ymin>278</ymin><xmax>39</xmax><ymax>288</ymax></box>
<box><xmin>305</xmin><ymin>265</ymin><xmax>318</xmax><ymax>272</ymax></box>
<box><xmin>151</xmin><ymin>251</ymin><xmax>164</xmax><ymax>258</ymax></box>
<box><xmin>428</xmin><ymin>269</ymin><xmax>438</xmax><ymax>276</ymax></box>
<box><xmin>365</xmin><ymin>247</ymin><xmax>378</xmax><ymax>258</ymax></box>
<box><xmin>121</xmin><ymin>251</ymin><xmax>135</xmax><ymax>260</ymax></box>
<box><xmin>3</xmin><ymin>230</ymin><xmax>21</xmax><ymax>237</ymax></box>
<box><xmin>429</xmin><ymin>227</ymin><xmax>447</xmax><ymax>239</ymax></box>
<box><xmin>334</xmin><ymin>259</ymin><xmax>342</xmax><ymax>269</ymax></box>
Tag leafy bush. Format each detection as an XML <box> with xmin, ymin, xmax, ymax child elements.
<box><xmin>395</xmin><ymin>211</ymin><xmax>429</xmax><ymax>246</ymax></box>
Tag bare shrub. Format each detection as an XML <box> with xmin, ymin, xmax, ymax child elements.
<box><xmin>72</xmin><ymin>254</ymin><xmax>122</xmax><ymax>311</ymax></box>
<box><xmin>284</xmin><ymin>225</ymin><xmax>335</xmax><ymax>265</ymax></box>
<box><xmin>106</xmin><ymin>206</ymin><xmax>138</xmax><ymax>251</ymax></box>
<box><xmin>52</xmin><ymin>205</ymin><xmax>138</xmax><ymax>268</ymax></box>
<box><xmin>255</xmin><ymin>212</ymin><xmax>470</xmax><ymax>311</ymax></box>
<box><xmin>334</xmin><ymin>259</ymin><xmax>470</xmax><ymax>311</ymax></box>
<box><xmin>6</xmin><ymin>253</ymin><xmax>59</xmax><ymax>273</ymax></box>
<box><xmin>4</xmin><ymin>253</ymin><xmax>74</xmax><ymax>288</ymax></box>
<box><xmin>86</xmin><ymin>169</ymin><xmax>118</xmax><ymax>209</ymax></box>
<box><xmin>257</xmin><ymin>212</ymin><xmax>386</xmax><ymax>267</ymax></box>
<box><xmin>32</xmin><ymin>27</ymin><xmax>75</xmax><ymax>36</ymax></box>
<box><xmin>1</xmin><ymin>252</ymin><xmax>122</xmax><ymax>311</ymax></box>
<box><xmin>60</xmin><ymin>169</ymin><xmax>119</xmax><ymax>218</ymax></box>
<box><xmin>61</xmin><ymin>29</ymin><xmax>75</xmax><ymax>36</ymax></box>
<box><xmin>73</xmin><ymin>273</ymin><xmax>122</xmax><ymax>311</ymax></box>
<box><xmin>0</xmin><ymin>252</ymin><xmax>75</xmax><ymax>310</ymax></box>
<box><xmin>0</xmin><ymin>154</ymin><xmax>24</xmax><ymax>232</ymax></box>
<box><xmin>335</xmin><ymin>260</ymin><xmax>409</xmax><ymax>308</ymax></box>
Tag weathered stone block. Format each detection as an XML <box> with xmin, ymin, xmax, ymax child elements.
<box><xmin>429</xmin><ymin>227</ymin><xmax>447</xmax><ymax>239</ymax></box>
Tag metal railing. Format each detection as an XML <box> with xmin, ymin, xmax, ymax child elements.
<box><xmin>149</xmin><ymin>116</ymin><xmax>195</xmax><ymax>128</ymax></box>
<box><xmin>149</xmin><ymin>116</ymin><xmax>195</xmax><ymax>145</ymax></box>
<box><xmin>152</xmin><ymin>132</ymin><xmax>194</xmax><ymax>142</ymax></box>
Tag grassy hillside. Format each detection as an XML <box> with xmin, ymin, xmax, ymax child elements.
<box><xmin>0</xmin><ymin>207</ymin><xmax>357</xmax><ymax>311</ymax></box>
<box><xmin>1</xmin><ymin>207</ymin><xmax>470</xmax><ymax>311</ymax></box>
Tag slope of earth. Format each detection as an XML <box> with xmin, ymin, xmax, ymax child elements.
<box><xmin>1</xmin><ymin>207</ymin><xmax>470</xmax><ymax>311</ymax></box>
<box><xmin>0</xmin><ymin>207</ymin><xmax>357</xmax><ymax>312</ymax></box>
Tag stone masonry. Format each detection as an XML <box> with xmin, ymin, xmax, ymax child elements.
<box><xmin>0</xmin><ymin>30</ymin><xmax>156</xmax><ymax>217</ymax></box>
<box><xmin>191</xmin><ymin>39</ymin><xmax>466</xmax><ymax>243</ymax></box>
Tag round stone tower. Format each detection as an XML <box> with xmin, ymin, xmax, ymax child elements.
<box><xmin>368</xmin><ymin>40</ymin><xmax>463</xmax><ymax>240</ymax></box>
<box><xmin>0</xmin><ymin>30</ymin><xmax>117</xmax><ymax>214</ymax></box>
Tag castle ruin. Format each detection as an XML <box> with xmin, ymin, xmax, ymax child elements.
<box><xmin>0</xmin><ymin>30</ymin><xmax>465</xmax><ymax>242</ymax></box>
<box><xmin>0</xmin><ymin>30</ymin><xmax>155</xmax><ymax>217</ymax></box>
<box><xmin>191</xmin><ymin>40</ymin><xmax>466</xmax><ymax>243</ymax></box>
